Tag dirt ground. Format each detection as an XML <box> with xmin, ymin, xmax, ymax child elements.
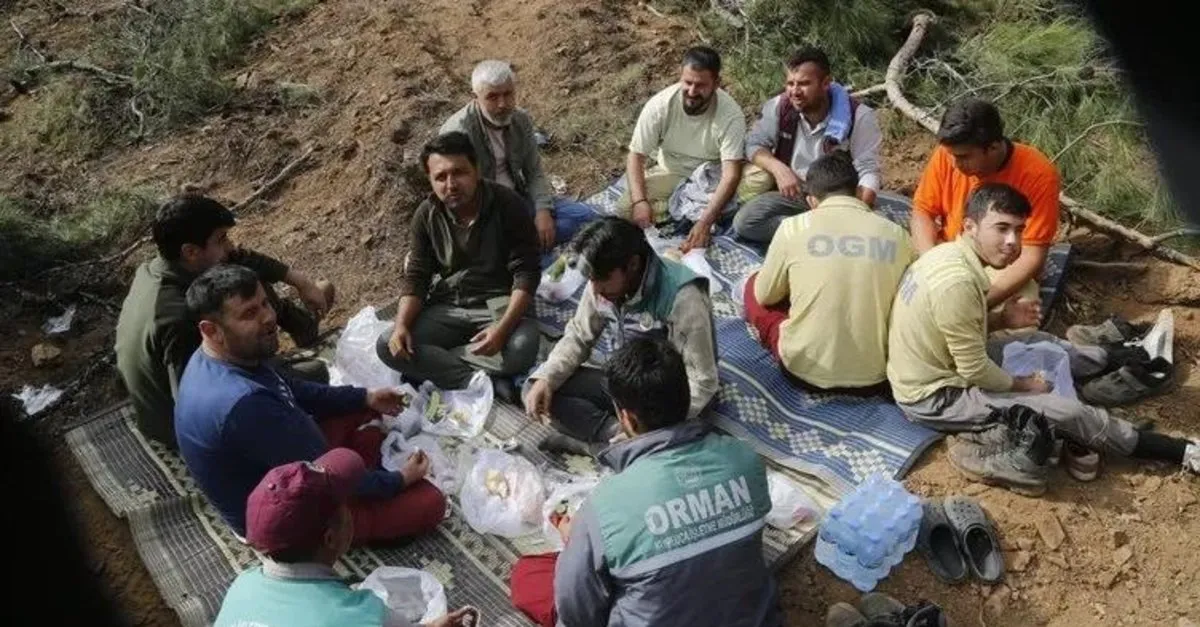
<box><xmin>1</xmin><ymin>1</ymin><xmax>1197</xmax><ymax>625</ymax></box>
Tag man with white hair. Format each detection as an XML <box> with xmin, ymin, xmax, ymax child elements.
<box><xmin>441</xmin><ymin>59</ymin><xmax>597</xmax><ymax>254</ymax></box>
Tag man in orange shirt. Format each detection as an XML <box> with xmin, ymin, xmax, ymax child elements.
<box><xmin>911</xmin><ymin>98</ymin><xmax>1061</xmax><ymax>308</ymax></box>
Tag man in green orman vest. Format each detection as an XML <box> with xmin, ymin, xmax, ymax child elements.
<box><xmin>510</xmin><ymin>337</ymin><xmax>782</xmax><ymax>627</ymax></box>
<box><xmin>523</xmin><ymin>217</ymin><xmax>719</xmax><ymax>455</ymax></box>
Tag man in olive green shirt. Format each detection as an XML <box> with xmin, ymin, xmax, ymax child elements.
<box><xmin>887</xmin><ymin>183</ymin><xmax>1200</xmax><ymax>476</ymax></box>
<box><xmin>115</xmin><ymin>194</ymin><xmax>332</xmax><ymax>447</ymax></box>
<box><xmin>744</xmin><ymin>152</ymin><xmax>912</xmax><ymax>393</ymax></box>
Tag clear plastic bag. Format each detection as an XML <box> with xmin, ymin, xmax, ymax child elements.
<box><xmin>356</xmin><ymin>566</ymin><xmax>447</xmax><ymax>624</ymax></box>
<box><xmin>538</xmin><ymin>256</ymin><xmax>587</xmax><ymax>303</ymax></box>
<box><xmin>330</xmin><ymin>306</ymin><xmax>402</xmax><ymax>390</ymax></box>
<box><xmin>460</xmin><ymin>449</ymin><xmax>546</xmax><ymax>538</ymax></box>
<box><xmin>765</xmin><ymin>470</ymin><xmax>821</xmax><ymax>530</ymax></box>
<box><xmin>380</xmin><ymin>432</ymin><xmax>461</xmax><ymax>495</ymax></box>
<box><xmin>540</xmin><ymin>478</ymin><xmax>600</xmax><ymax>551</ymax></box>
<box><xmin>1002</xmin><ymin>341</ymin><xmax>1077</xmax><ymax>400</ymax></box>
<box><xmin>409</xmin><ymin>370</ymin><xmax>492</xmax><ymax>439</ymax></box>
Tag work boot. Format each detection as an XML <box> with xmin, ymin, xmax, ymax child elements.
<box><xmin>1081</xmin><ymin>357</ymin><xmax>1173</xmax><ymax>406</ymax></box>
<box><xmin>964</xmin><ymin>405</ymin><xmax>1055</xmax><ymax>464</ymax></box>
<box><xmin>1066</xmin><ymin>315</ymin><xmax>1147</xmax><ymax>346</ymax></box>
<box><xmin>826</xmin><ymin>602</ymin><xmax>868</xmax><ymax>627</ymax></box>
<box><xmin>947</xmin><ymin>410</ymin><xmax>1053</xmax><ymax>497</ymax></box>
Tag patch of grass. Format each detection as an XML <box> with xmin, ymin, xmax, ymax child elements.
<box><xmin>0</xmin><ymin>187</ymin><xmax>161</xmax><ymax>281</ymax></box>
<box><xmin>18</xmin><ymin>0</ymin><xmax>317</xmax><ymax>155</ymax></box>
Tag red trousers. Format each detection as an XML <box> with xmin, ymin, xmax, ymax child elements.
<box><xmin>510</xmin><ymin>553</ymin><xmax>559</xmax><ymax>627</ymax></box>
<box><xmin>319</xmin><ymin>411</ymin><xmax>447</xmax><ymax>544</ymax></box>
<box><xmin>743</xmin><ymin>273</ymin><xmax>893</xmax><ymax>398</ymax></box>
<box><xmin>742</xmin><ymin>272</ymin><xmax>788</xmax><ymax>360</ymax></box>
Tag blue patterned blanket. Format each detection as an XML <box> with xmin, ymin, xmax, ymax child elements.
<box><xmin>535</xmin><ymin>185</ymin><xmax>1071</xmax><ymax>495</ymax></box>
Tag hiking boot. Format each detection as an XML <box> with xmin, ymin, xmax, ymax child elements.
<box><xmin>858</xmin><ymin>592</ymin><xmax>905</xmax><ymax>619</ymax></box>
<box><xmin>826</xmin><ymin>602</ymin><xmax>868</xmax><ymax>627</ymax></box>
<box><xmin>1063</xmin><ymin>441</ymin><xmax>1101</xmax><ymax>481</ymax></box>
<box><xmin>1080</xmin><ymin>357</ymin><xmax>1173</xmax><ymax>406</ymax></box>
<box><xmin>947</xmin><ymin>436</ymin><xmax>1049</xmax><ymax>497</ymax></box>
<box><xmin>956</xmin><ymin>423</ymin><xmax>1012</xmax><ymax>449</ymax></box>
<box><xmin>1066</xmin><ymin>315</ymin><xmax>1148</xmax><ymax>346</ymax></box>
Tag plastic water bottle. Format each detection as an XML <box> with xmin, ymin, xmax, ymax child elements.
<box><xmin>815</xmin><ymin>473</ymin><xmax>924</xmax><ymax>592</ymax></box>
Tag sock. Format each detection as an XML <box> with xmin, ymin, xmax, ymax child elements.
<box><xmin>1131</xmin><ymin>431</ymin><xmax>1188</xmax><ymax>464</ymax></box>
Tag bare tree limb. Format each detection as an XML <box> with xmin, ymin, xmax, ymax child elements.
<box><xmin>1071</xmin><ymin>260</ymin><xmax>1149</xmax><ymax>273</ymax></box>
<box><xmin>851</xmin><ymin>84</ymin><xmax>888</xmax><ymax>98</ymax></box>
<box><xmin>10</xmin><ymin>18</ymin><xmax>48</xmax><ymax>63</ymax></box>
<box><xmin>230</xmin><ymin>144</ymin><xmax>316</xmax><ymax>212</ymax></box>
<box><xmin>24</xmin><ymin>60</ymin><xmax>134</xmax><ymax>87</ymax></box>
<box><xmin>1150</xmin><ymin>228</ymin><xmax>1200</xmax><ymax>245</ymax></box>
<box><xmin>1051</xmin><ymin>119</ymin><xmax>1143</xmax><ymax>163</ymax></box>
<box><xmin>884</xmin><ymin>12</ymin><xmax>940</xmax><ymax>134</ymax></box>
<box><xmin>879</xmin><ymin>13</ymin><xmax>1200</xmax><ymax>273</ymax></box>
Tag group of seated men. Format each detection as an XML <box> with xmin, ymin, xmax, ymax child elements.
<box><xmin>113</xmin><ymin>43</ymin><xmax>1199</xmax><ymax>627</ymax></box>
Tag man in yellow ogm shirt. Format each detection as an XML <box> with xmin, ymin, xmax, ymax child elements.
<box><xmin>743</xmin><ymin>151</ymin><xmax>913</xmax><ymax>395</ymax></box>
<box><xmin>887</xmin><ymin>182</ymin><xmax>1199</xmax><ymax>491</ymax></box>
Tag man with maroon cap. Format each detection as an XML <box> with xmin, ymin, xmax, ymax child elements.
<box><xmin>215</xmin><ymin>449</ymin><xmax>476</xmax><ymax>627</ymax></box>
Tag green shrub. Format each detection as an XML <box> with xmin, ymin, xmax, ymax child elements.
<box><xmin>0</xmin><ymin>187</ymin><xmax>161</xmax><ymax>280</ymax></box>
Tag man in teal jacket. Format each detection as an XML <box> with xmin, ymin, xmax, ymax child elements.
<box><xmin>510</xmin><ymin>337</ymin><xmax>782</xmax><ymax>627</ymax></box>
<box><xmin>523</xmin><ymin>217</ymin><xmax>719</xmax><ymax>455</ymax></box>
<box><xmin>214</xmin><ymin>448</ymin><xmax>474</xmax><ymax>627</ymax></box>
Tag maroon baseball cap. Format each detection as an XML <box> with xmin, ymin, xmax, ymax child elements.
<box><xmin>245</xmin><ymin>448</ymin><xmax>367</xmax><ymax>555</ymax></box>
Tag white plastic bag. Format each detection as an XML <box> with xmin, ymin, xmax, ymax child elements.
<box><xmin>357</xmin><ymin>566</ymin><xmax>447</xmax><ymax>624</ymax></box>
<box><xmin>540</xmin><ymin>478</ymin><xmax>600</xmax><ymax>551</ymax></box>
<box><xmin>460</xmin><ymin>449</ymin><xmax>546</xmax><ymax>538</ymax></box>
<box><xmin>415</xmin><ymin>371</ymin><xmax>492</xmax><ymax>438</ymax></box>
<box><xmin>680</xmin><ymin>248</ymin><xmax>716</xmax><ymax>296</ymax></box>
<box><xmin>766</xmin><ymin>470</ymin><xmax>820</xmax><ymax>530</ymax></box>
<box><xmin>1002</xmin><ymin>341</ymin><xmax>1077</xmax><ymax>400</ymax></box>
<box><xmin>380</xmin><ymin>432</ymin><xmax>461</xmax><ymax>495</ymax></box>
<box><xmin>331</xmin><ymin>306</ymin><xmax>402</xmax><ymax>390</ymax></box>
<box><xmin>538</xmin><ymin>256</ymin><xmax>587</xmax><ymax>303</ymax></box>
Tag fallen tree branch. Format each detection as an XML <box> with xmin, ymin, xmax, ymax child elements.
<box><xmin>851</xmin><ymin>83</ymin><xmax>888</xmax><ymax>98</ymax></box>
<box><xmin>230</xmin><ymin>144</ymin><xmax>316</xmax><ymax>212</ymax></box>
<box><xmin>885</xmin><ymin>12</ymin><xmax>940</xmax><ymax>135</ymax></box>
<box><xmin>1051</xmin><ymin>119</ymin><xmax>1143</xmax><ymax>163</ymax></box>
<box><xmin>1149</xmin><ymin>227</ymin><xmax>1200</xmax><ymax>245</ymax></box>
<box><xmin>23</xmin><ymin>59</ymin><xmax>134</xmax><ymax>87</ymax></box>
<box><xmin>1071</xmin><ymin>260</ymin><xmax>1149</xmax><ymax>273</ymax></box>
<box><xmin>880</xmin><ymin>13</ymin><xmax>1200</xmax><ymax>272</ymax></box>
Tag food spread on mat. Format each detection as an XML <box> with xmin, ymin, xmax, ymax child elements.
<box><xmin>484</xmin><ymin>469</ymin><xmax>510</xmax><ymax>498</ymax></box>
<box><xmin>423</xmin><ymin>390</ymin><xmax>469</xmax><ymax>425</ymax></box>
<box><xmin>547</xmin><ymin>254</ymin><xmax>568</xmax><ymax>281</ymax></box>
<box><xmin>548</xmin><ymin>498</ymin><xmax>572</xmax><ymax>528</ymax></box>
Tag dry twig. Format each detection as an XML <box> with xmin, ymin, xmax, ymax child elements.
<box><xmin>25</xmin><ymin>59</ymin><xmax>134</xmax><ymax>87</ymax></box>
<box><xmin>1051</xmin><ymin>119</ymin><xmax>1143</xmax><ymax>163</ymax></box>
<box><xmin>9</xmin><ymin>18</ymin><xmax>48</xmax><ymax>63</ymax></box>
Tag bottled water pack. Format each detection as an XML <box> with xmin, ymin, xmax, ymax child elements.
<box><xmin>814</xmin><ymin>473</ymin><xmax>922</xmax><ymax>591</ymax></box>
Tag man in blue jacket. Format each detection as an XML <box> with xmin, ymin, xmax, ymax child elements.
<box><xmin>510</xmin><ymin>337</ymin><xmax>783</xmax><ymax>627</ymax></box>
<box><xmin>175</xmin><ymin>264</ymin><xmax>445</xmax><ymax>543</ymax></box>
